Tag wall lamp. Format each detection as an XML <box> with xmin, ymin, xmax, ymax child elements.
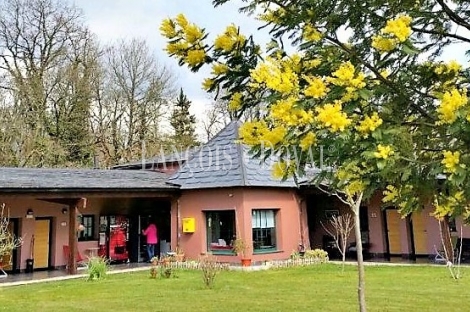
<box><xmin>26</xmin><ymin>208</ymin><xmax>34</xmax><ymax>219</ymax></box>
<box><xmin>62</xmin><ymin>207</ymin><xmax>68</xmax><ymax>215</ymax></box>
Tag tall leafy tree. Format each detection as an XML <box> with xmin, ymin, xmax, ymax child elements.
<box><xmin>0</xmin><ymin>0</ymin><xmax>96</xmax><ymax>166</ymax></box>
<box><xmin>170</xmin><ymin>88</ymin><xmax>197</xmax><ymax>147</ymax></box>
<box><xmin>161</xmin><ymin>1</ymin><xmax>470</xmax><ymax>310</ymax></box>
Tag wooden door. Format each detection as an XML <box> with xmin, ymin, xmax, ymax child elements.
<box><xmin>386</xmin><ymin>210</ymin><xmax>402</xmax><ymax>255</ymax></box>
<box><xmin>411</xmin><ymin>212</ymin><xmax>428</xmax><ymax>255</ymax></box>
<box><xmin>33</xmin><ymin>219</ymin><xmax>51</xmax><ymax>269</ymax></box>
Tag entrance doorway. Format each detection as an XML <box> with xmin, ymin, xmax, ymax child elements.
<box><xmin>385</xmin><ymin>209</ymin><xmax>402</xmax><ymax>256</ymax></box>
<box><xmin>33</xmin><ymin>218</ymin><xmax>51</xmax><ymax>269</ymax></box>
<box><xmin>411</xmin><ymin>211</ymin><xmax>428</xmax><ymax>256</ymax></box>
<box><xmin>128</xmin><ymin>199</ymin><xmax>171</xmax><ymax>263</ymax></box>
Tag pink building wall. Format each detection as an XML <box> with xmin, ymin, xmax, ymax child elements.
<box><xmin>173</xmin><ymin>187</ymin><xmax>303</xmax><ymax>263</ymax></box>
<box><xmin>1</xmin><ymin>196</ymin><xmax>101</xmax><ymax>270</ymax></box>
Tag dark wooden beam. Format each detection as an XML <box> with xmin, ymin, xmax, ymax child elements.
<box><xmin>67</xmin><ymin>198</ymin><xmax>86</xmax><ymax>275</ymax></box>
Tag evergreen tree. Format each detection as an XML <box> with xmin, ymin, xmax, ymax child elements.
<box><xmin>170</xmin><ymin>88</ymin><xmax>197</xmax><ymax>147</ymax></box>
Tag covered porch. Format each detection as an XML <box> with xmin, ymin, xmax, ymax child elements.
<box><xmin>0</xmin><ymin>167</ymin><xmax>179</xmax><ymax>275</ymax></box>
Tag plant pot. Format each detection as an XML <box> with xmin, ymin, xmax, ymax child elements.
<box><xmin>241</xmin><ymin>258</ymin><xmax>251</xmax><ymax>267</ymax></box>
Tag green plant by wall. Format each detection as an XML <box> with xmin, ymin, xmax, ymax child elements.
<box><xmin>86</xmin><ymin>256</ymin><xmax>109</xmax><ymax>281</ymax></box>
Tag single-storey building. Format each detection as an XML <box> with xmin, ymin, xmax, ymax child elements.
<box><xmin>1</xmin><ymin>121</ymin><xmax>469</xmax><ymax>275</ymax></box>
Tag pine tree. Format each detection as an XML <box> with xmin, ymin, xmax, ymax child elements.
<box><xmin>170</xmin><ymin>88</ymin><xmax>197</xmax><ymax>148</ymax></box>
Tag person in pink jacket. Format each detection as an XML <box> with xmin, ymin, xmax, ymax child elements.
<box><xmin>142</xmin><ymin>221</ymin><xmax>158</xmax><ymax>261</ymax></box>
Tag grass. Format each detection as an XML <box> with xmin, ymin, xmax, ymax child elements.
<box><xmin>1</xmin><ymin>263</ymin><xmax>469</xmax><ymax>311</ymax></box>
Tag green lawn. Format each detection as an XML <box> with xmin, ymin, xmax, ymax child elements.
<box><xmin>0</xmin><ymin>264</ymin><xmax>469</xmax><ymax>311</ymax></box>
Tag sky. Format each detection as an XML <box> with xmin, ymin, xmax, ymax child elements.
<box><xmin>77</xmin><ymin>1</ymin><xmax>469</xmax><ymax>136</ymax></box>
<box><xmin>77</xmin><ymin>0</ymin><xmax>266</xmax><ymax>135</ymax></box>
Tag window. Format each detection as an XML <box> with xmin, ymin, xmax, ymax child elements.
<box><xmin>205</xmin><ymin>211</ymin><xmax>235</xmax><ymax>254</ymax></box>
<box><xmin>252</xmin><ymin>209</ymin><xmax>277</xmax><ymax>252</ymax></box>
<box><xmin>78</xmin><ymin>215</ymin><xmax>95</xmax><ymax>241</ymax></box>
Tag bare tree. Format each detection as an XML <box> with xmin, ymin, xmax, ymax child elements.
<box><xmin>91</xmin><ymin>38</ymin><xmax>176</xmax><ymax>167</ymax></box>
<box><xmin>200</xmin><ymin>98</ymin><xmax>234</xmax><ymax>142</ymax></box>
<box><xmin>321</xmin><ymin>213</ymin><xmax>354</xmax><ymax>272</ymax></box>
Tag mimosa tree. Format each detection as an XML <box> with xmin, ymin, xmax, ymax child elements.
<box><xmin>160</xmin><ymin>1</ymin><xmax>470</xmax><ymax>311</ymax></box>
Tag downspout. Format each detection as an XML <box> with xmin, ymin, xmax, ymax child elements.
<box><xmin>176</xmin><ymin>199</ymin><xmax>181</xmax><ymax>248</ymax></box>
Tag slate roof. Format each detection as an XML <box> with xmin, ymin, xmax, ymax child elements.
<box><xmin>167</xmin><ymin>120</ymin><xmax>298</xmax><ymax>189</ymax></box>
<box><xmin>0</xmin><ymin>167</ymin><xmax>177</xmax><ymax>193</ymax></box>
<box><xmin>112</xmin><ymin>147</ymin><xmax>198</xmax><ymax>170</ymax></box>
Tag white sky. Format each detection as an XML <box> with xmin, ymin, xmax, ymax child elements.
<box><xmin>77</xmin><ymin>0</ymin><xmax>267</xmax><ymax>136</ymax></box>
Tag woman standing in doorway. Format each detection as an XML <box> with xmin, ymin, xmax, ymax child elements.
<box><xmin>142</xmin><ymin>221</ymin><xmax>158</xmax><ymax>262</ymax></box>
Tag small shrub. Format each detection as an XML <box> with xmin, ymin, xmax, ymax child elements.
<box><xmin>150</xmin><ymin>256</ymin><xmax>159</xmax><ymax>279</ymax></box>
<box><xmin>290</xmin><ymin>250</ymin><xmax>301</xmax><ymax>260</ymax></box>
<box><xmin>86</xmin><ymin>256</ymin><xmax>109</xmax><ymax>281</ymax></box>
<box><xmin>159</xmin><ymin>256</ymin><xmax>177</xmax><ymax>279</ymax></box>
<box><xmin>304</xmin><ymin>249</ymin><xmax>329</xmax><ymax>263</ymax></box>
<box><xmin>200</xmin><ymin>254</ymin><xmax>219</xmax><ymax>288</ymax></box>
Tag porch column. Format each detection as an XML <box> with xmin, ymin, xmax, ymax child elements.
<box><xmin>67</xmin><ymin>198</ymin><xmax>86</xmax><ymax>275</ymax></box>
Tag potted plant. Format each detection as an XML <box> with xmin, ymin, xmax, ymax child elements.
<box><xmin>232</xmin><ymin>238</ymin><xmax>251</xmax><ymax>267</ymax></box>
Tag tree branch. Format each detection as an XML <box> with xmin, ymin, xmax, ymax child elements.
<box><xmin>435</xmin><ymin>0</ymin><xmax>470</xmax><ymax>32</ymax></box>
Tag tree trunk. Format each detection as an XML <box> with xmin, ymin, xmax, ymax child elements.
<box><xmin>353</xmin><ymin>201</ymin><xmax>367</xmax><ymax>312</ymax></box>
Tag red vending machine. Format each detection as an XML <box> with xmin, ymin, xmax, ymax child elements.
<box><xmin>98</xmin><ymin>215</ymin><xmax>129</xmax><ymax>263</ymax></box>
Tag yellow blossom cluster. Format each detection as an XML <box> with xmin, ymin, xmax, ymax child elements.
<box><xmin>257</xmin><ymin>7</ymin><xmax>286</xmax><ymax>24</ymax></box>
<box><xmin>160</xmin><ymin>14</ymin><xmax>206</xmax><ymax>67</ymax></box>
<box><xmin>436</xmin><ymin>88</ymin><xmax>468</xmax><ymax>124</ymax></box>
<box><xmin>382</xmin><ymin>185</ymin><xmax>399</xmax><ymax>203</ymax></box>
<box><xmin>238</xmin><ymin>120</ymin><xmax>287</xmax><ymax>147</ymax></box>
<box><xmin>302</xmin><ymin>24</ymin><xmax>322</xmax><ymax>42</ymax></box>
<box><xmin>269</xmin><ymin>97</ymin><xmax>314</xmax><ymax>126</ymax></box>
<box><xmin>434</xmin><ymin>60</ymin><xmax>461</xmax><ymax>75</ymax></box>
<box><xmin>432</xmin><ymin>191</ymin><xmax>465</xmax><ymax>220</ymax></box>
<box><xmin>303</xmin><ymin>75</ymin><xmax>329</xmax><ymax>99</ymax></box>
<box><xmin>345</xmin><ymin>180</ymin><xmax>367</xmax><ymax>196</ymax></box>
<box><xmin>356</xmin><ymin>112</ymin><xmax>383</xmax><ymax>135</ymax></box>
<box><xmin>326</xmin><ymin>62</ymin><xmax>366</xmax><ymax>98</ymax></box>
<box><xmin>211</xmin><ymin>63</ymin><xmax>229</xmax><ymax>76</ymax></box>
<box><xmin>214</xmin><ymin>24</ymin><xmax>246</xmax><ymax>52</ymax></box>
<box><xmin>185</xmin><ymin>49</ymin><xmax>206</xmax><ymax>66</ymax></box>
<box><xmin>441</xmin><ymin>150</ymin><xmax>461</xmax><ymax>174</ymax></box>
<box><xmin>228</xmin><ymin>92</ymin><xmax>243</xmax><ymax>111</ymax></box>
<box><xmin>202</xmin><ymin>78</ymin><xmax>214</xmax><ymax>91</ymax></box>
<box><xmin>374</xmin><ymin>144</ymin><xmax>394</xmax><ymax>159</ymax></box>
<box><xmin>299</xmin><ymin>132</ymin><xmax>316</xmax><ymax>151</ymax></box>
<box><xmin>304</xmin><ymin>58</ymin><xmax>322</xmax><ymax>70</ymax></box>
<box><xmin>382</xmin><ymin>15</ymin><xmax>413</xmax><ymax>42</ymax></box>
<box><xmin>315</xmin><ymin>101</ymin><xmax>351</xmax><ymax>132</ymax></box>
<box><xmin>271</xmin><ymin>159</ymin><xmax>295</xmax><ymax>179</ymax></box>
<box><xmin>371</xmin><ymin>36</ymin><xmax>397</xmax><ymax>52</ymax></box>
<box><xmin>250</xmin><ymin>57</ymin><xmax>299</xmax><ymax>94</ymax></box>
<box><xmin>371</xmin><ymin>15</ymin><xmax>412</xmax><ymax>53</ymax></box>
<box><xmin>335</xmin><ymin>162</ymin><xmax>369</xmax><ymax>196</ymax></box>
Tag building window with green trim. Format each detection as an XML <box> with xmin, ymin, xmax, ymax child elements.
<box><xmin>205</xmin><ymin>210</ymin><xmax>235</xmax><ymax>254</ymax></box>
<box><xmin>252</xmin><ymin>209</ymin><xmax>277</xmax><ymax>252</ymax></box>
<box><xmin>78</xmin><ymin>215</ymin><xmax>95</xmax><ymax>241</ymax></box>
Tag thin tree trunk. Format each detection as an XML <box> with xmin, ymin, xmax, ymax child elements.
<box><xmin>353</xmin><ymin>200</ymin><xmax>366</xmax><ymax>312</ymax></box>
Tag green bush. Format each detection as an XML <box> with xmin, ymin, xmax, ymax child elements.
<box><xmin>86</xmin><ymin>256</ymin><xmax>109</xmax><ymax>281</ymax></box>
<box><xmin>304</xmin><ymin>249</ymin><xmax>329</xmax><ymax>263</ymax></box>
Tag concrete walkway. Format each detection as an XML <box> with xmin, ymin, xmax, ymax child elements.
<box><xmin>0</xmin><ymin>263</ymin><xmax>151</xmax><ymax>287</ymax></box>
